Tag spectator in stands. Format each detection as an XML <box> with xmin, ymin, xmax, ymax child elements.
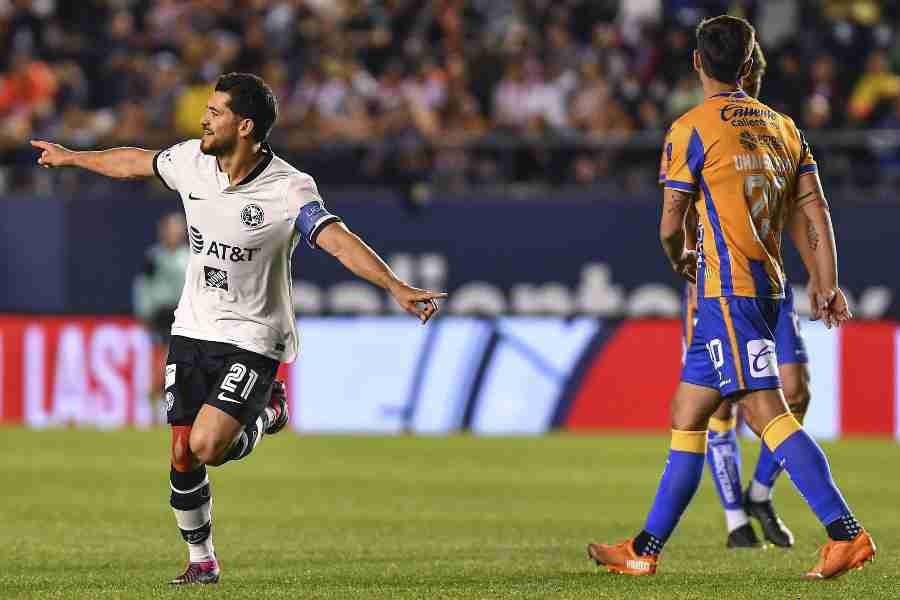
<box><xmin>848</xmin><ymin>50</ymin><xmax>900</xmax><ymax>124</ymax></box>
<box><xmin>802</xmin><ymin>94</ymin><xmax>834</xmax><ymax>131</ymax></box>
<box><xmin>3</xmin><ymin>0</ymin><xmax>900</xmax><ymax>191</ymax></box>
<box><xmin>570</xmin><ymin>60</ymin><xmax>633</xmax><ymax>135</ymax></box>
<box><xmin>0</xmin><ymin>50</ymin><xmax>57</xmax><ymax>122</ymax></box>
<box><xmin>174</xmin><ymin>74</ymin><xmax>213</xmax><ymax>139</ymax></box>
<box><xmin>133</xmin><ymin>212</ymin><xmax>189</xmax><ymax>412</ymax></box>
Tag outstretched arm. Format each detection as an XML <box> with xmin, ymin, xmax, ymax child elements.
<box><xmin>791</xmin><ymin>172</ymin><xmax>850</xmax><ymax>328</ymax></box>
<box><xmin>31</xmin><ymin>140</ymin><xmax>157</xmax><ymax>179</ymax></box>
<box><xmin>316</xmin><ymin>222</ymin><xmax>447</xmax><ymax>323</ymax></box>
<box><xmin>660</xmin><ymin>188</ymin><xmax>698</xmax><ymax>282</ymax></box>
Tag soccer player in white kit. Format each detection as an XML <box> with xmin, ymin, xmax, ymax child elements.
<box><xmin>31</xmin><ymin>72</ymin><xmax>446</xmax><ymax>585</ymax></box>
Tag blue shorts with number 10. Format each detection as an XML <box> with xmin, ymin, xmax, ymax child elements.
<box><xmin>682</xmin><ymin>285</ymin><xmax>808</xmax><ymax>397</ymax></box>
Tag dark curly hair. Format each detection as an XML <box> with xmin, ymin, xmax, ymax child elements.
<box><xmin>215</xmin><ymin>72</ymin><xmax>278</xmax><ymax>143</ymax></box>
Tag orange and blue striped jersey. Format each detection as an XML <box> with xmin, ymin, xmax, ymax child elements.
<box><xmin>661</xmin><ymin>90</ymin><xmax>818</xmax><ymax>299</ymax></box>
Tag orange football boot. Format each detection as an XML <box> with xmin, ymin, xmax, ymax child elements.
<box><xmin>587</xmin><ymin>539</ymin><xmax>658</xmax><ymax>576</ymax></box>
<box><xmin>803</xmin><ymin>530</ymin><xmax>876</xmax><ymax>580</ymax></box>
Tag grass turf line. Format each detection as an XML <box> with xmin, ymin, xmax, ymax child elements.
<box><xmin>0</xmin><ymin>429</ymin><xmax>896</xmax><ymax>599</ymax></box>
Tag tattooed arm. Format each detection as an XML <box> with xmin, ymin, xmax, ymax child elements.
<box><xmin>660</xmin><ymin>188</ymin><xmax>698</xmax><ymax>282</ymax></box>
<box><xmin>787</xmin><ymin>189</ymin><xmax>820</xmax><ymax>285</ymax></box>
<box><xmin>790</xmin><ymin>172</ymin><xmax>850</xmax><ymax>327</ymax></box>
<box><xmin>684</xmin><ymin>203</ymin><xmax>699</xmax><ymax>251</ymax></box>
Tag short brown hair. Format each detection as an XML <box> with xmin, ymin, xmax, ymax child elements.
<box><xmin>696</xmin><ymin>15</ymin><xmax>756</xmax><ymax>85</ymax></box>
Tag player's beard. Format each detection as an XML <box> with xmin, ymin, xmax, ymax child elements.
<box><xmin>200</xmin><ymin>131</ymin><xmax>237</xmax><ymax>157</ymax></box>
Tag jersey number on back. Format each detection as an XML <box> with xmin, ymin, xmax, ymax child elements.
<box><xmin>744</xmin><ymin>174</ymin><xmax>786</xmax><ymax>240</ymax></box>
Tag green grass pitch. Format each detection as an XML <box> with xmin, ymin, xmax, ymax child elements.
<box><xmin>0</xmin><ymin>428</ymin><xmax>896</xmax><ymax>599</ymax></box>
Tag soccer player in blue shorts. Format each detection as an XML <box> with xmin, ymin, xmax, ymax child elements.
<box><xmin>688</xmin><ymin>282</ymin><xmax>811</xmax><ymax>548</ymax></box>
<box><xmin>675</xmin><ymin>42</ymin><xmax>812</xmax><ymax>549</ymax></box>
<box><xmin>588</xmin><ymin>15</ymin><xmax>875</xmax><ymax>579</ymax></box>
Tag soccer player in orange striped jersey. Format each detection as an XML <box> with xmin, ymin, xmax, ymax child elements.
<box><xmin>665</xmin><ymin>42</ymin><xmax>810</xmax><ymax>549</ymax></box>
<box><xmin>588</xmin><ymin>15</ymin><xmax>875</xmax><ymax>579</ymax></box>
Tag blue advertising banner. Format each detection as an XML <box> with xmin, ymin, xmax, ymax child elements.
<box><xmin>0</xmin><ymin>195</ymin><xmax>896</xmax><ymax>317</ymax></box>
<box><xmin>292</xmin><ymin>201</ymin><xmax>897</xmax><ymax>319</ymax></box>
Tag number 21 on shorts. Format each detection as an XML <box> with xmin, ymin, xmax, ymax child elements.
<box><xmin>217</xmin><ymin>363</ymin><xmax>259</xmax><ymax>404</ymax></box>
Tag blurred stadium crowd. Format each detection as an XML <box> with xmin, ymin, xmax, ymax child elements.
<box><xmin>2</xmin><ymin>0</ymin><xmax>900</xmax><ymax>194</ymax></box>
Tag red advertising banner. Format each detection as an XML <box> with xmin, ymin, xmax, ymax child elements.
<box><xmin>1</xmin><ymin>315</ymin><xmax>898</xmax><ymax>439</ymax></box>
<box><xmin>0</xmin><ymin>316</ymin><xmax>155</xmax><ymax>428</ymax></box>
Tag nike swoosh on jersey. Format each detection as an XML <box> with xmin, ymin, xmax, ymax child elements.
<box><xmin>217</xmin><ymin>393</ymin><xmax>242</xmax><ymax>404</ymax></box>
<box><xmin>188</xmin><ymin>193</ymin><xmax>208</xmax><ymax>200</ymax></box>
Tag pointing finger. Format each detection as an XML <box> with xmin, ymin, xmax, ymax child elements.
<box><xmin>415</xmin><ymin>290</ymin><xmax>448</xmax><ymax>301</ymax></box>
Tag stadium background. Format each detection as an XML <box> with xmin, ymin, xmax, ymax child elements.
<box><xmin>4</xmin><ymin>3</ymin><xmax>900</xmax><ymax>598</ymax></box>
<box><xmin>1</xmin><ymin>0</ymin><xmax>899</xmax><ymax>440</ymax></box>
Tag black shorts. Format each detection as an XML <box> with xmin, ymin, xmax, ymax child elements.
<box><xmin>164</xmin><ymin>335</ymin><xmax>280</xmax><ymax>426</ymax></box>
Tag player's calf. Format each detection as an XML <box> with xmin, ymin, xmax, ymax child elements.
<box><xmin>170</xmin><ymin>467</ymin><xmax>214</xmax><ymax>553</ymax></box>
<box><xmin>706</xmin><ymin>413</ymin><xmax>757</xmax><ymax>545</ymax></box>
<box><xmin>745</xmin><ymin>403</ymin><xmax>874</xmax><ymax>575</ymax></box>
<box><xmin>169</xmin><ymin>426</ymin><xmax>219</xmax><ymax>584</ymax></box>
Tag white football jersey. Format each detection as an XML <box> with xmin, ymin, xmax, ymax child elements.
<box><xmin>154</xmin><ymin>139</ymin><xmax>338</xmax><ymax>363</ymax></box>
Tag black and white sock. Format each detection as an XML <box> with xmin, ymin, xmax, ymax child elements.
<box><xmin>225</xmin><ymin>414</ymin><xmax>268</xmax><ymax>462</ymax></box>
<box><xmin>170</xmin><ymin>466</ymin><xmax>215</xmax><ymax>562</ymax></box>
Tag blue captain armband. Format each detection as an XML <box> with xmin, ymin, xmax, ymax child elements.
<box><xmin>295</xmin><ymin>200</ymin><xmax>341</xmax><ymax>248</ymax></box>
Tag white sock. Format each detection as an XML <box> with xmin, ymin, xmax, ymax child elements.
<box><xmin>724</xmin><ymin>508</ymin><xmax>750</xmax><ymax>533</ymax></box>
<box><xmin>748</xmin><ymin>479</ymin><xmax>772</xmax><ymax>502</ymax></box>
<box><xmin>173</xmin><ymin>502</ymin><xmax>215</xmax><ymax>562</ymax></box>
<box><xmin>188</xmin><ymin>538</ymin><xmax>215</xmax><ymax>563</ymax></box>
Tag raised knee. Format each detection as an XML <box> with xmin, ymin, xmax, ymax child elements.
<box><xmin>189</xmin><ymin>430</ymin><xmax>226</xmax><ymax>466</ymax></box>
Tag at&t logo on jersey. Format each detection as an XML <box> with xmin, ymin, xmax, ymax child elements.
<box><xmin>206</xmin><ymin>241</ymin><xmax>260</xmax><ymax>262</ymax></box>
<box><xmin>189</xmin><ymin>226</ymin><xmax>204</xmax><ymax>254</ymax></box>
<box><xmin>747</xmin><ymin>339</ymin><xmax>777</xmax><ymax>378</ymax></box>
<box><xmin>187</xmin><ymin>225</ymin><xmax>260</xmax><ymax>262</ymax></box>
<box><xmin>241</xmin><ymin>204</ymin><xmax>265</xmax><ymax>229</ymax></box>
